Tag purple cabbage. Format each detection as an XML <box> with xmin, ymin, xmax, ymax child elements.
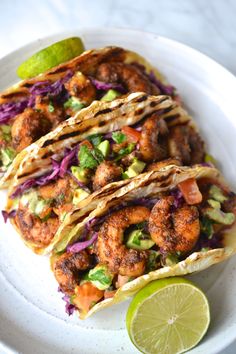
<box><xmin>10</xmin><ymin>146</ymin><xmax>79</xmax><ymax>198</ymax></box>
<box><xmin>170</xmin><ymin>188</ymin><xmax>185</xmax><ymax>210</ymax></box>
<box><xmin>149</xmin><ymin>71</ymin><xmax>175</xmax><ymax>96</ymax></box>
<box><xmin>2</xmin><ymin>209</ymin><xmax>16</xmax><ymax>223</ymax></box>
<box><xmin>29</xmin><ymin>71</ymin><xmax>73</xmax><ymax>97</ymax></box>
<box><xmin>58</xmin><ymin>287</ymin><xmax>75</xmax><ymax>316</ymax></box>
<box><xmin>89</xmin><ymin>77</ymin><xmax>126</xmax><ymax>93</ymax></box>
<box><xmin>67</xmin><ymin>232</ymin><xmax>98</xmax><ymax>253</ymax></box>
<box><xmin>0</xmin><ymin>100</ymin><xmax>29</xmax><ymax>124</ymax></box>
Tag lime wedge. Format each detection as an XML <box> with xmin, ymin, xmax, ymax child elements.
<box><xmin>17</xmin><ymin>37</ymin><xmax>85</xmax><ymax>79</ymax></box>
<box><xmin>126</xmin><ymin>277</ymin><xmax>210</xmax><ymax>354</ymax></box>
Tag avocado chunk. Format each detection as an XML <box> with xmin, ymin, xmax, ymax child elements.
<box><xmin>126</xmin><ymin>229</ymin><xmax>155</xmax><ymax>250</ymax></box>
<box><xmin>209</xmin><ymin>185</ymin><xmax>227</xmax><ymax>203</ymax></box>
<box><xmin>205</xmin><ymin>208</ymin><xmax>235</xmax><ymax>225</ymax></box>
<box><xmin>97</xmin><ymin>140</ymin><xmax>110</xmax><ymax>158</ymax></box>
<box><xmin>73</xmin><ymin>188</ymin><xmax>90</xmax><ymax>205</ymax></box>
<box><xmin>101</xmin><ymin>89</ymin><xmax>121</xmax><ymax>102</ymax></box>
<box><xmin>123</xmin><ymin>159</ymin><xmax>146</xmax><ymax>179</ymax></box>
<box><xmin>164</xmin><ymin>254</ymin><xmax>179</xmax><ymax>267</ymax></box>
<box><xmin>88</xmin><ymin>264</ymin><xmax>113</xmax><ymax>290</ymax></box>
<box><xmin>21</xmin><ymin>191</ymin><xmax>49</xmax><ymax>217</ymax></box>
<box><xmin>207</xmin><ymin>199</ymin><xmax>221</xmax><ymax>209</ymax></box>
<box><xmin>1</xmin><ymin>147</ymin><xmax>16</xmax><ymax>167</ymax></box>
<box><xmin>71</xmin><ymin>166</ymin><xmax>88</xmax><ymax>183</ymax></box>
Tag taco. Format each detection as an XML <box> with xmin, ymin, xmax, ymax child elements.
<box><xmin>0</xmin><ymin>45</ymin><xmax>177</xmax><ymax>185</ymax></box>
<box><xmin>3</xmin><ymin>93</ymin><xmax>205</xmax><ymax>253</ymax></box>
<box><xmin>49</xmin><ymin>165</ymin><xmax>236</xmax><ymax>319</ymax></box>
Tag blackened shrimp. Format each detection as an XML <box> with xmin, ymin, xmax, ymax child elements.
<box><xmin>92</xmin><ymin>161</ymin><xmax>122</xmax><ymax>191</ymax></box>
<box><xmin>11</xmin><ymin>108</ymin><xmax>51</xmax><ymax>152</ymax></box>
<box><xmin>168</xmin><ymin>125</ymin><xmax>205</xmax><ymax>165</ymax></box>
<box><xmin>53</xmin><ymin>251</ymin><xmax>91</xmax><ymax>295</ymax></box>
<box><xmin>65</xmin><ymin>72</ymin><xmax>96</xmax><ymax>105</ymax></box>
<box><xmin>139</xmin><ymin>114</ymin><xmax>168</xmax><ymax>162</ymax></box>
<box><xmin>97</xmin><ymin>206</ymin><xmax>150</xmax><ymax>277</ymax></box>
<box><xmin>149</xmin><ymin>196</ymin><xmax>200</xmax><ymax>253</ymax></box>
<box><xmin>14</xmin><ymin>205</ymin><xmax>59</xmax><ymax>247</ymax></box>
<box><xmin>96</xmin><ymin>62</ymin><xmax>159</xmax><ymax>94</ymax></box>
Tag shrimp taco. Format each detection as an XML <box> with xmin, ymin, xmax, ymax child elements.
<box><xmin>0</xmin><ymin>44</ymin><xmax>177</xmax><ymax>186</ymax></box>
<box><xmin>3</xmin><ymin>92</ymin><xmax>205</xmax><ymax>254</ymax></box>
<box><xmin>49</xmin><ymin>165</ymin><xmax>236</xmax><ymax>319</ymax></box>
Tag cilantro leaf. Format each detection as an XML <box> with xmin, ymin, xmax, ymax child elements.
<box><xmin>200</xmin><ymin>216</ymin><xmax>214</xmax><ymax>239</ymax></box>
<box><xmin>64</xmin><ymin>97</ymin><xmax>85</xmax><ymax>111</ymax></box>
<box><xmin>48</xmin><ymin>101</ymin><xmax>55</xmax><ymax>113</ymax></box>
<box><xmin>78</xmin><ymin>145</ymin><xmax>104</xmax><ymax>169</ymax></box>
<box><xmin>112</xmin><ymin>131</ymin><xmax>126</xmax><ymax>144</ymax></box>
<box><xmin>87</xmin><ymin>134</ymin><xmax>102</xmax><ymax>147</ymax></box>
<box><xmin>116</xmin><ymin>143</ymin><xmax>135</xmax><ymax>160</ymax></box>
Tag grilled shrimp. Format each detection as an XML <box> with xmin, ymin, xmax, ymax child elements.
<box><xmin>53</xmin><ymin>251</ymin><xmax>91</xmax><ymax>295</ymax></box>
<box><xmin>96</xmin><ymin>62</ymin><xmax>158</xmax><ymax>94</ymax></box>
<box><xmin>97</xmin><ymin>206</ymin><xmax>150</xmax><ymax>276</ymax></box>
<box><xmin>65</xmin><ymin>72</ymin><xmax>96</xmax><ymax>105</ymax></box>
<box><xmin>14</xmin><ymin>205</ymin><xmax>59</xmax><ymax>247</ymax></box>
<box><xmin>147</xmin><ymin>158</ymin><xmax>181</xmax><ymax>171</ymax></box>
<box><xmin>149</xmin><ymin>196</ymin><xmax>200</xmax><ymax>253</ymax></box>
<box><xmin>92</xmin><ymin>161</ymin><xmax>122</xmax><ymax>191</ymax></box>
<box><xmin>34</xmin><ymin>96</ymin><xmax>66</xmax><ymax>127</ymax></box>
<box><xmin>11</xmin><ymin>108</ymin><xmax>51</xmax><ymax>152</ymax></box>
<box><xmin>39</xmin><ymin>175</ymin><xmax>77</xmax><ymax>215</ymax></box>
<box><xmin>139</xmin><ymin>114</ymin><xmax>168</xmax><ymax>162</ymax></box>
<box><xmin>168</xmin><ymin>125</ymin><xmax>205</xmax><ymax>165</ymax></box>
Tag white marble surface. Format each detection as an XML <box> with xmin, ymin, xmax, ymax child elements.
<box><xmin>0</xmin><ymin>0</ymin><xmax>236</xmax><ymax>353</ymax></box>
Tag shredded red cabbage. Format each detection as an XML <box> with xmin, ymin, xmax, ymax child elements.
<box><xmin>29</xmin><ymin>71</ymin><xmax>73</xmax><ymax>97</ymax></box>
<box><xmin>67</xmin><ymin>232</ymin><xmax>98</xmax><ymax>253</ymax></box>
<box><xmin>59</xmin><ymin>147</ymin><xmax>78</xmax><ymax>178</ymax></box>
<box><xmin>89</xmin><ymin>77</ymin><xmax>126</xmax><ymax>93</ymax></box>
<box><xmin>58</xmin><ymin>287</ymin><xmax>75</xmax><ymax>316</ymax></box>
<box><xmin>149</xmin><ymin>71</ymin><xmax>175</xmax><ymax>96</ymax></box>
<box><xmin>170</xmin><ymin>188</ymin><xmax>184</xmax><ymax>209</ymax></box>
<box><xmin>2</xmin><ymin>209</ymin><xmax>16</xmax><ymax>223</ymax></box>
<box><xmin>0</xmin><ymin>100</ymin><xmax>29</xmax><ymax>124</ymax></box>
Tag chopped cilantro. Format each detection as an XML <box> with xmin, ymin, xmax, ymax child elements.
<box><xmin>87</xmin><ymin>134</ymin><xmax>102</xmax><ymax>147</ymax></box>
<box><xmin>116</xmin><ymin>143</ymin><xmax>135</xmax><ymax>160</ymax></box>
<box><xmin>78</xmin><ymin>145</ymin><xmax>104</xmax><ymax>169</ymax></box>
<box><xmin>112</xmin><ymin>131</ymin><xmax>126</xmax><ymax>144</ymax></box>
<box><xmin>200</xmin><ymin>216</ymin><xmax>214</xmax><ymax>239</ymax></box>
<box><xmin>48</xmin><ymin>101</ymin><xmax>55</xmax><ymax>113</ymax></box>
<box><xmin>64</xmin><ymin>97</ymin><xmax>85</xmax><ymax>111</ymax></box>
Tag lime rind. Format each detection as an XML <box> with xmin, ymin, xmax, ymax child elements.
<box><xmin>17</xmin><ymin>37</ymin><xmax>85</xmax><ymax>79</ymax></box>
<box><xmin>126</xmin><ymin>278</ymin><xmax>210</xmax><ymax>354</ymax></box>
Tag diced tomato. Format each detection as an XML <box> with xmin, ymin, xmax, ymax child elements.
<box><xmin>122</xmin><ymin>126</ymin><xmax>141</xmax><ymax>143</ymax></box>
<box><xmin>73</xmin><ymin>282</ymin><xmax>104</xmax><ymax>314</ymax></box>
<box><xmin>80</xmin><ymin>140</ymin><xmax>93</xmax><ymax>149</ymax></box>
<box><xmin>104</xmin><ymin>290</ymin><xmax>117</xmax><ymax>299</ymax></box>
<box><xmin>178</xmin><ymin>178</ymin><xmax>203</xmax><ymax>205</ymax></box>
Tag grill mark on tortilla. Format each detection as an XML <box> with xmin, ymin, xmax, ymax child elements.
<box><xmin>94</xmin><ymin>108</ymin><xmax>113</xmax><ymax>117</ymax></box>
<box><xmin>42</xmin><ymin>139</ymin><xmax>55</xmax><ymax>148</ymax></box>
<box><xmin>135</xmin><ymin>95</ymin><xmax>148</xmax><ymax>103</ymax></box>
<box><xmin>58</xmin><ymin>130</ymin><xmax>84</xmax><ymax>141</ymax></box>
<box><xmin>1</xmin><ymin>91</ymin><xmax>27</xmax><ymax>99</ymax></box>
<box><xmin>165</xmin><ymin>114</ymin><xmax>181</xmax><ymax>123</ymax></box>
<box><xmin>135</xmin><ymin>108</ymin><xmax>144</xmax><ymax>116</ymax></box>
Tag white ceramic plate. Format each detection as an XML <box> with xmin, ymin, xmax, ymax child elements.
<box><xmin>1</xmin><ymin>28</ymin><xmax>236</xmax><ymax>354</ymax></box>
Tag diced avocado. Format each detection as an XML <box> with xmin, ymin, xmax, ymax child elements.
<box><xmin>123</xmin><ymin>159</ymin><xmax>146</xmax><ymax>179</ymax></box>
<box><xmin>0</xmin><ymin>125</ymin><xmax>12</xmax><ymax>142</ymax></box>
<box><xmin>21</xmin><ymin>191</ymin><xmax>49</xmax><ymax>217</ymax></box>
<box><xmin>73</xmin><ymin>188</ymin><xmax>90</xmax><ymax>205</ymax></box>
<box><xmin>97</xmin><ymin>140</ymin><xmax>110</xmax><ymax>158</ymax></box>
<box><xmin>64</xmin><ymin>96</ymin><xmax>85</xmax><ymax>111</ymax></box>
<box><xmin>165</xmin><ymin>254</ymin><xmax>179</xmax><ymax>266</ymax></box>
<box><xmin>71</xmin><ymin>165</ymin><xmax>88</xmax><ymax>183</ymax></box>
<box><xmin>1</xmin><ymin>147</ymin><xmax>16</xmax><ymax>167</ymax></box>
<box><xmin>205</xmin><ymin>208</ymin><xmax>235</xmax><ymax>225</ymax></box>
<box><xmin>204</xmin><ymin>154</ymin><xmax>217</xmax><ymax>165</ymax></box>
<box><xmin>207</xmin><ymin>199</ymin><xmax>221</xmax><ymax>209</ymax></box>
<box><xmin>126</xmin><ymin>229</ymin><xmax>155</xmax><ymax>250</ymax></box>
<box><xmin>101</xmin><ymin>89</ymin><xmax>121</xmax><ymax>102</ymax></box>
<box><xmin>88</xmin><ymin>265</ymin><xmax>113</xmax><ymax>290</ymax></box>
<box><xmin>209</xmin><ymin>185</ymin><xmax>227</xmax><ymax>203</ymax></box>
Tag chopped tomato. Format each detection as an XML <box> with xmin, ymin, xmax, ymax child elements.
<box><xmin>73</xmin><ymin>282</ymin><xmax>104</xmax><ymax>314</ymax></box>
<box><xmin>80</xmin><ymin>140</ymin><xmax>93</xmax><ymax>149</ymax></box>
<box><xmin>104</xmin><ymin>290</ymin><xmax>117</xmax><ymax>299</ymax></box>
<box><xmin>178</xmin><ymin>178</ymin><xmax>203</xmax><ymax>205</ymax></box>
<box><xmin>122</xmin><ymin>126</ymin><xmax>141</xmax><ymax>143</ymax></box>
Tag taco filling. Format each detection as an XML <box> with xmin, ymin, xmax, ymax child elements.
<box><xmin>0</xmin><ymin>46</ymin><xmax>175</xmax><ymax>176</ymax></box>
<box><xmin>51</xmin><ymin>176</ymin><xmax>235</xmax><ymax>317</ymax></box>
<box><xmin>5</xmin><ymin>106</ymin><xmax>206</xmax><ymax>249</ymax></box>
